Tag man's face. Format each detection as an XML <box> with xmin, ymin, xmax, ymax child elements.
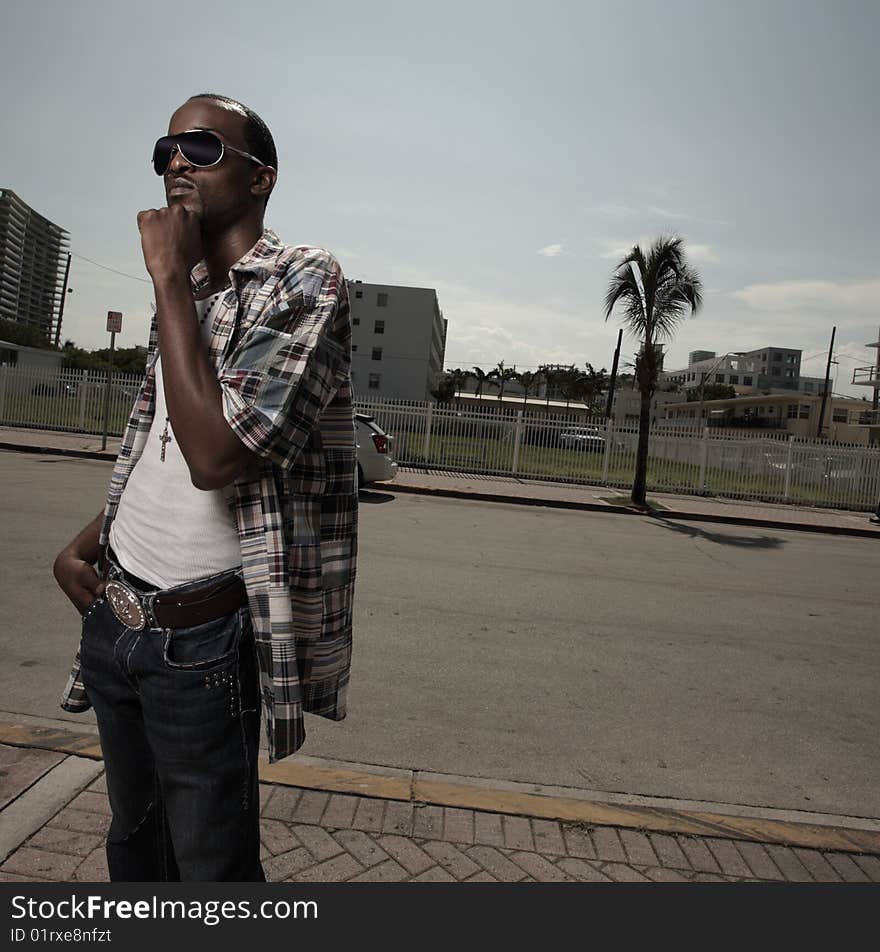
<box><xmin>162</xmin><ymin>99</ymin><xmax>260</xmax><ymax>228</ymax></box>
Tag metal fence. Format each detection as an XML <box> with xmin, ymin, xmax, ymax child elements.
<box><xmin>0</xmin><ymin>365</ymin><xmax>141</xmax><ymax>437</ymax></box>
<box><xmin>356</xmin><ymin>397</ymin><xmax>880</xmax><ymax>511</ymax></box>
<box><xmin>2</xmin><ymin>367</ymin><xmax>878</xmax><ymax>511</ymax></box>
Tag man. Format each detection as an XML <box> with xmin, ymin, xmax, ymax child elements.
<box><xmin>53</xmin><ymin>94</ymin><xmax>357</xmax><ymax>882</ymax></box>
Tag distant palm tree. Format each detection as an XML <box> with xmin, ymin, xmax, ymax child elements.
<box><xmin>538</xmin><ymin>364</ymin><xmax>561</xmax><ymax>408</ymax></box>
<box><xmin>489</xmin><ymin>360</ymin><xmax>518</xmax><ymax>400</ymax></box>
<box><xmin>471</xmin><ymin>366</ymin><xmax>490</xmax><ymax>399</ymax></box>
<box><xmin>604</xmin><ymin>236</ymin><xmax>703</xmax><ymax>507</ymax></box>
<box><xmin>446</xmin><ymin>368</ymin><xmax>472</xmax><ymax>400</ymax></box>
<box><xmin>517</xmin><ymin>370</ymin><xmax>540</xmax><ymax>407</ymax></box>
<box><xmin>578</xmin><ymin>362</ymin><xmax>610</xmax><ymax>413</ymax></box>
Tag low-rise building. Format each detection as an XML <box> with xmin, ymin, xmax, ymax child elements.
<box><xmin>664</xmin><ymin>392</ymin><xmax>874</xmax><ymax>443</ymax></box>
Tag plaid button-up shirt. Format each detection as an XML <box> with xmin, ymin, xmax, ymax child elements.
<box><xmin>61</xmin><ymin>229</ymin><xmax>357</xmax><ymax>763</ymax></box>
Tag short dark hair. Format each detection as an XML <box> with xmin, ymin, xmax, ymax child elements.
<box><xmin>189</xmin><ymin>93</ymin><xmax>277</xmax><ymax>204</ymax></box>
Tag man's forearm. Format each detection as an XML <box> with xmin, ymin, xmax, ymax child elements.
<box><xmin>154</xmin><ymin>275</ymin><xmax>253</xmax><ymax>490</ymax></box>
<box><xmin>59</xmin><ymin>511</ymin><xmax>104</xmax><ymax>564</ymax></box>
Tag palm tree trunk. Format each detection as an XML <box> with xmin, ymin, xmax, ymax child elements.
<box><xmin>631</xmin><ymin>388</ymin><xmax>652</xmax><ymax>506</ymax></box>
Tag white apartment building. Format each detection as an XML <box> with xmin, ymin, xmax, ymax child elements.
<box><xmin>348</xmin><ymin>281</ymin><xmax>447</xmax><ymax>401</ymax></box>
<box><xmin>661</xmin><ymin>346</ymin><xmax>825</xmax><ymax>395</ymax></box>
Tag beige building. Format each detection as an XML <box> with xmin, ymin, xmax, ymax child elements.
<box><xmin>664</xmin><ymin>392</ymin><xmax>875</xmax><ymax>443</ymax></box>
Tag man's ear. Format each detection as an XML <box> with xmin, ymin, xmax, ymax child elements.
<box><xmin>251</xmin><ymin>166</ymin><xmax>276</xmax><ymax>203</ymax></box>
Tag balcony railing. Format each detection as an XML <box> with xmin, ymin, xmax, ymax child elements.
<box><xmin>852</xmin><ymin>366</ymin><xmax>880</xmax><ymax>387</ymax></box>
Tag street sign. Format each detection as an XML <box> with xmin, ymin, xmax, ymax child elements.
<box><xmin>106</xmin><ymin>311</ymin><xmax>122</xmax><ymax>333</ymax></box>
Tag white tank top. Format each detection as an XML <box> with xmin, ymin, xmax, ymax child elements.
<box><xmin>109</xmin><ymin>293</ymin><xmax>242</xmax><ymax>588</ymax></box>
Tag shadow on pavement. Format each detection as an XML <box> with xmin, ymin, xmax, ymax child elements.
<box><xmin>651</xmin><ymin>514</ymin><xmax>785</xmax><ymax>549</ymax></box>
<box><xmin>358</xmin><ymin>489</ymin><xmax>395</xmax><ymax>504</ymax></box>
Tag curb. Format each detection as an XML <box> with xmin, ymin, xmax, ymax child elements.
<box><xmin>0</xmin><ymin>441</ymin><xmax>117</xmax><ymax>462</ymax></box>
<box><xmin>2</xmin><ymin>720</ymin><xmax>878</xmax><ymax>856</ymax></box>
<box><xmin>387</xmin><ymin>482</ymin><xmax>880</xmax><ymax>540</ymax></box>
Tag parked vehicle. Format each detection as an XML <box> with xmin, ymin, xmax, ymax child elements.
<box><xmin>558</xmin><ymin>426</ymin><xmax>605</xmax><ymax>451</ymax></box>
<box><xmin>356</xmin><ymin>413</ymin><xmax>398</xmax><ymax>486</ymax></box>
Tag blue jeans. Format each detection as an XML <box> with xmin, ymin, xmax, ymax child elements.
<box><xmin>78</xmin><ymin>559</ymin><xmax>264</xmax><ymax>882</ymax></box>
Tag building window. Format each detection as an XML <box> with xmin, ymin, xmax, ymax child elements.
<box><xmin>773</xmin><ymin>352</ymin><xmax>782</xmax><ymax>362</ymax></box>
<box><xmin>368</xmin><ymin>372</ymin><xmax>381</xmax><ymax>390</ymax></box>
<box><xmin>803</xmin><ymin>382</ymin><xmax>814</xmax><ymax>391</ymax></box>
<box><xmin>355</xmin><ymin>290</ymin><xmax>363</xmax><ymax>299</ymax></box>
<box><xmin>832</xmin><ymin>408</ymin><xmax>848</xmax><ymax>423</ymax></box>
<box><xmin>715</xmin><ymin>373</ymin><xmax>725</xmax><ymax>383</ymax></box>
<box><xmin>743</xmin><ymin>376</ymin><xmax>753</xmax><ymax>386</ymax></box>
<box><xmin>785</xmin><ymin>369</ymin><xmax>794</xmax><ymax>378</ymax></box>
<box><xmin>787</xmin><ymin>404</ymin><xmax>798</xmax><ymax>418</ymax></box>
<box><xmin>377</xmin><ymin>292</ymin><xmax>388</xmax><ymax>307</ymax></box>
<box><xmin>786</xmin><ymin>354</ymin><xmax>797</xmax><ymax>364</ymax></box>
<box><xmin>353</xmin><ymin>317</ymin><xmax>360</xmax><ymax>326</ymax></box>
<box><xmin>374</xmin><ymin>320</ymin><xmax>385</xmax><ymax>334</ymax></box>
<box><xmin>729</xmin><ymin>375</ymin><xmax>739</xmax><ymax>384</ymax></box>
<box><xmin>351</xmin><ymin>345</ymin><xmax>358</xmax><ymax>352</ymax></box>
<box><xmin>799</xmin><ymin>405</ymin><xmax>810</xmax><ymax>419</ymax></box>
<box><xmin>372</xmin><ymin>347</ymin><xmax>383</xmax><ymax>361</ymax></box>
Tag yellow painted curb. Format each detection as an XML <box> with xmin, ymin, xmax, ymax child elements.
<box><xmin>3</xmin><ymin>720</ymin><xmax>877</xmax><ymax>855</ymax></box>
<box><xmin>412</xmin><ymin>778</ymin><xmax>880</xmax><ymax>855</ymax></box>
<box><xmin>0</xmin><ymin>722</ymin><xmax>103</xmax><ymax>759</ymax></box>
<box><xmin>259</xmin><ymin>760</ymin><xmax>411</xmax><ymax>802</ymax></box>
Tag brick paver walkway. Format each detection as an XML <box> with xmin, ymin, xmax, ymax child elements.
<box><xmin>3</xmin><ymin>769</ymin><xmax>879</xmax><ymax>884</ymax></box>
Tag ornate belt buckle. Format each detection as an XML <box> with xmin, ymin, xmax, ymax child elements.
<box><xmin>104</xmin><ymin>580</ymin><xmax>147</xmax><ymax>631</ymax></box>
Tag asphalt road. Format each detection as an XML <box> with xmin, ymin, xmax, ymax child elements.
<box><xmin>2</xmin><ymin>450</ymin><xmax>878</xmax><ymax>818</ymax></box>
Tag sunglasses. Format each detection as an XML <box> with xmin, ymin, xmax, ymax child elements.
<box><xmin>152</xmin><ymin>129</ymin><xmax>271</xmax><ymax>176</ymax></box>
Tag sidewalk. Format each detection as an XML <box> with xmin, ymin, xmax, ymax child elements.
<box><xmin>2</xmin><ymin>719</ymin><xmax>879</xmax><ymax>884</ymax></box>
<box><xmin>2</xmin><ymin>425</ymin><xmax>878</xmax><ymax>538</ymax></box>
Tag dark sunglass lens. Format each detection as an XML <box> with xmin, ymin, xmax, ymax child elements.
<box><xmin>152</xmin><ymin>136</ymin><xmax>175</xmax><ymax>175</ymax></box>
<box><xmin>176</xmin><ymin>131</ymin><xmax>223</xmax><ymax>167</ymax></box>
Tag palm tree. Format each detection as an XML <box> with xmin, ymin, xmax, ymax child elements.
<box><xmin>489</xmin><ymin>360</ymin><xmax>518</xmax><ymax>400</ymax></box>
<box><xmin>446</xmin><ymin>368</ymin><xmax>472</xmax><ymax>401</ymax></box>
<box><xmin>578</xmin><ymin>362</ymin><xmax>610</xmax><ymax>414</ymax></box>
<box><xmin>517</xmin><ymin>370</ymin><xmax>540</xmax><ymax>407</ymax></box>
<box><xmin>604</xmin><ymin>236</ymin><xmax>703</xmax><ymax>507</ymax></box>
<box><xmin>471</xmin><ymin>366</ymin><xmax>489</xmax><ymax>399</ymax></box>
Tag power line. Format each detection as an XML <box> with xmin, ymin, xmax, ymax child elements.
<box><xmin>70</xmin><ymin>252</ymin><xmax>151</xmax><ymax>284</ymax></box>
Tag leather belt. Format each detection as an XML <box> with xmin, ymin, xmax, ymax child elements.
<box><xmin>102</xmin><ymin>549</ymin><xmax>247</xmax><ymax>631</ymax></box>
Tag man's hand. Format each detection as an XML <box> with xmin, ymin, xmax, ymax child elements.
<box><xmin>54</xmin><ymin>550</ymin><xmax>105</xmax><ymax>614</ymax></box>
<box><xmin>53</xmin><ymin>512</ymin><xmax>105</xmax><ymax>614</ymax></box>
<box><xmin>137</xmin><ymin>204</ymin><xmax>203</xmax><ymax>283</ymax></box>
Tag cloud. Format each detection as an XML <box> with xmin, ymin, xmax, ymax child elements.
<box><xmin>537</xmin><ymin>243</ymin><xmax>568</xmax><ymax>257</ymax></box>
<box><xmin>687</xmin><ymin>244</ymin><xmax>719</xmax><ymax>263</ymax></box>
<box><xmin>595</xmin><ymin>203</ymin><xmax>637</xmax><ymax>217</ymax></box>
<box><xmin>732</xmin><ymin>278</ymin><xmax>880</xmax><ymax>314</ymax></box>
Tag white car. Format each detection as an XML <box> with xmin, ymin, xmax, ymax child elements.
<box><xmin>559</xmin><ymin>426</ymin><xmax>605</xmax><ymax>451</ymax></box>
<box><xmin>356</xmin><ymin>413</ymin><xmax>398</xmax><ymax>487</ymax></box>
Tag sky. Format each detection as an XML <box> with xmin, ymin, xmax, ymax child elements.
<box><xmin>2</xmin><ymin>0</ymin><xmax>878</xmax><ymax>397</ymax></box>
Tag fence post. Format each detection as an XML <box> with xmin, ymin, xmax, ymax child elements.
<box><xmin>602</xmin><ymin>419</ymin><xmax>613</xmax><ymax>484</ymax></box>
<box><xmin>511</xmin><ymin>410</ymin><xmax>523</xmax><ymax>475</ymax></box>
<box><xmin>422</xmin><ymin>402</ymin><xmax>433</xmax><ymax>462</ymax></box>
<box><xmin>783</xmin><ymin>435</ymin><xmax>794</xmax><ymax>501</ymax></box>
<box><xmin>77</xmin><ymin>370</ymin><xmax>88</xmax><ymax>432</ymax></box>
<box><xmin>697</xmin><ymin>426</ymin><xmax>709</xmax><ymax>493</ymax></box>
<box><xmin>0</xmin><ymin>364</ymin><xmax>7</xmax><ymax>423</ymax></box>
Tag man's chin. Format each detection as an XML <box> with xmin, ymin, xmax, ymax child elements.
<box><xmin>166</xmin><ymin>192</ymin><xmax>201</xmax><ymax>214</ymax></box>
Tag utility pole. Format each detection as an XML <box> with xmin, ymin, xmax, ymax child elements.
<box><xmin>605</xmin><ymin>328</ymin><xmax>623</xmax><ymax>420</ymax></box>
<box><xmin>873</xmin><ymin>323</ymin><xmax>880</xmax><ymax>417</ymax></box>
<box><xmin>816</xmin><ymin>325</ymin><xmax>836</xmax><ymax>440</ymax></box>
